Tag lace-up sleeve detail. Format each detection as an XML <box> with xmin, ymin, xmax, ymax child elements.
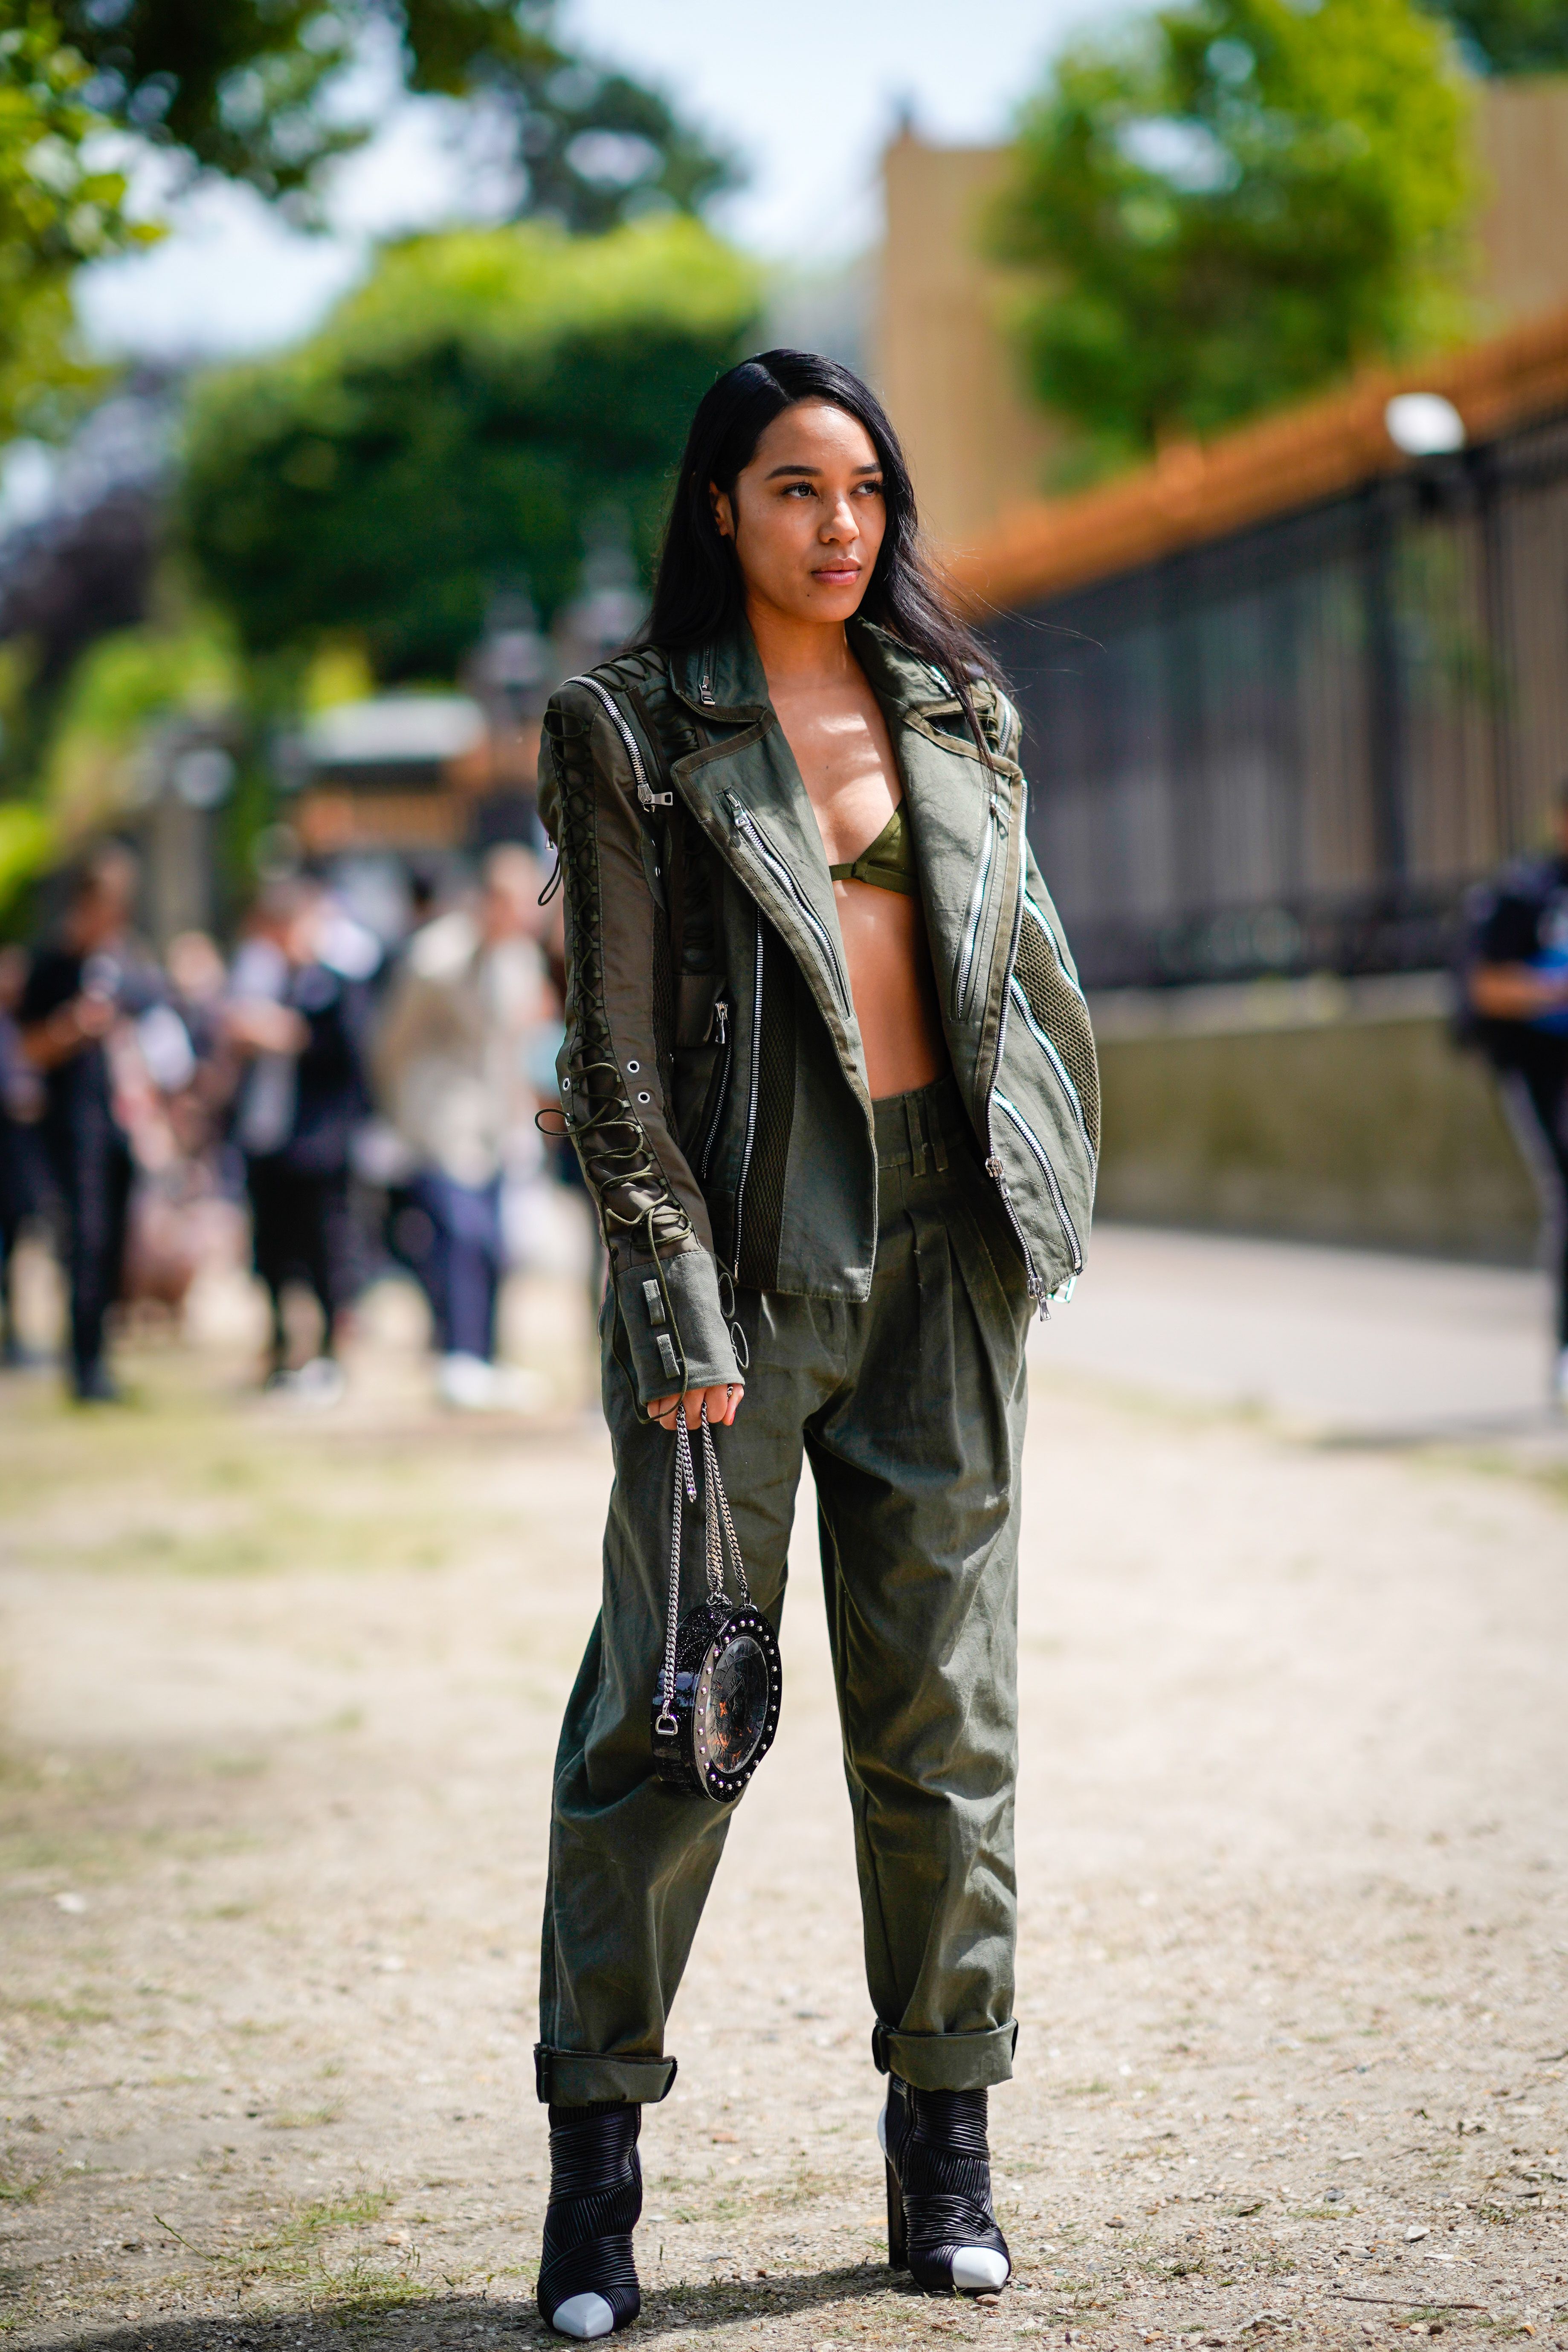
<box><xmin>541</xmin><ymin>678</ymin><xmax>741</xmax><ymax>1411</ymax></box>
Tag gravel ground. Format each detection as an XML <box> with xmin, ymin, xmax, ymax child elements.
<box><xmin>1</xmin><ymin>1270</ymin><xmax>1565</xmax><ymax>2352</ymax></box>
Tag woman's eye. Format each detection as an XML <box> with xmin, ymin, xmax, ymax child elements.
<box><xmin>855</xmin><ymin>481</ymin><xmax>884</xmax><ymax>498</ymax></box>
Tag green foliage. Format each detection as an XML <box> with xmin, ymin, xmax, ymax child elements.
<box><xmin>0</xmin><ymin>612</ymin><xmax>241</xmax><ymax>920</ymax></box>
<box><xmin>178</xmin><ymin>215</ymin><xmax>762</xmax><ymax>680</ymax></box>
<box><xmin>0</xmin><ymin>2</ymin><xmax>731</xmax><ymax>442</ymax></box>
<box><xmin>56</xmin><ymin>0</ymin><xmax>735</xmax><ymax>229</ymax></box>
<box><xmin>992</xmin><ymin>0</ymin><xmax>1475</xmax><ymax>475</ymax></box>
<box><xmin>0</xmin><ymin>11</ymin><xmax>150</xmax><ymax>437</ymax></box>
<box><xmin>1420</xmin><ymin>0</ymin><xmax>1568</xmax><ymax>69</ymax></box>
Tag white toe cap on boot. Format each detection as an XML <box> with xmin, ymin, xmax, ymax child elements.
<box><xmin>550</xmin><ymin>2293</ymin><xmax>616</xmax><ymax>2338</ymax></box>
<box><xmin>951</xmin><ymin>2248</ymin><xmax>1009</xmax><ymax>2293</ymax></box>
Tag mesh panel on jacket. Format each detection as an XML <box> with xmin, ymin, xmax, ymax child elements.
<box><xmin>1014</xmin><ymin>908</ymin><xmax>1100</xmax><ymax>1154</ymax></box>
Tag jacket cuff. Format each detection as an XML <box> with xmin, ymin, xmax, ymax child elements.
<box><xmin>614</xmin><ymin>1244</ymin><xmax>742</xmax><ymax>1408</ymax></box>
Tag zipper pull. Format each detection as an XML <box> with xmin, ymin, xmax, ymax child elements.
<box><xmin>713</xmin><ymin>999</ymin><xmax>729</xmax><ymax>1046</ymax></box>
<box><xmin>988</xmin><ymin>1153</ymin><xmax>1051</xmax><ymax>1322</ymax></box>
<box><xmin>699</xmin><ymin>658</ymin><xmax>715</xmax><ymax>707</ymax></box>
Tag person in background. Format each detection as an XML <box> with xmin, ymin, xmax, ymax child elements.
<box><xmin>225</xmin><ymin>877</ymin><xmax>371</xmax><ymax>1404</ymax></box>
<box><xmin>17</xmin><ymin>844</ymin><xmax>146</xmax><ymax>1402</ymax></box>
<box><xmin>1467</xmin><ymin>776</ymin><xmax>1568</xmax><ymax>1407</ymax></box>
<box><xmin>374</xmin><ymin>844</ymin><xmax>548</xmax><ymax>1409</ymax></box>
<box><xmin>0</xmin><ymin>942</ymin><xmax>46</xmax><ymax>1367</ymax></box>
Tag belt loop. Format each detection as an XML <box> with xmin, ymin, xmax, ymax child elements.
<box><xmin>931</xmin><ymin>1092</ymin><xmax>949</xmax><ymax>1173</ymax></box>
<box><xmin>905</xmin><ymin>1092</ymin><xmax>927</xmax><ymax>1178</ymax></box>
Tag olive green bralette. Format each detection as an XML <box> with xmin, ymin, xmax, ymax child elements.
<box><xmin>827</xmin><ymin>800</ymin><xmax>916</xmax><ymax>896</ymax></box>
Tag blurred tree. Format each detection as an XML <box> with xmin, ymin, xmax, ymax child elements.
<box><xmin>1420</xmin><ymin>0</ymin><xmax>1568</xmax><ymax>69</ymax></box>
<box><xmin>992</xmin><ymin>0</ymin><xmax>1474</xmax><ymax>477</ymax></box>
<box><xmin>57</xmin><ymin>0</ymin><xmax>736</xmax><ymax>227</ymax></box>
<box><xmin>179</xmin><ymin>215</ymin><xmax>761</xmax><ymax>680</ymax></box>
<box><xmin>0</xmin><ymin>14</ymin><xmax>150</xmax><ymax>436</ymax></box>
<box><xmin>0</xmin><ymin>0</ymin><xmax>733</xmax><ymax>443</ymax></box>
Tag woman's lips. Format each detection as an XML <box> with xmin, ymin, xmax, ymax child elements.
<box><xmin>813</xmin><ymin>564</ymin><xmax>860</xmax><ymax>584</ymax></box>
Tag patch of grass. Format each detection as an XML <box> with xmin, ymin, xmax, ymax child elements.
<box><xmin>267</xmin><ymin>2103</ymin><xmax>343</xmax><ymax>2130</ymax></box>
<box><xmin>13</xmin><ymin>1993</ymin><xmax>113</xmax><ymax>2025</ymax></box>
<box><xmin>0</xmin><ymin>2155</ymin><xmax>53</xmax><ymax>2205</ymax></box>
<box><xmin>274</xmin><ymin>2188</ymin><xmax>395</xmax><ymax>2244</ymax></box>
<box><xmin>316</xmin><ymin>2265</ymin><xmax>431</xmax><ymax>2331</ymax></box>
<box><xmin>153</xmin><ymin>2181</ymin><xmax>423</xmax><ymax>2320</ymax></box>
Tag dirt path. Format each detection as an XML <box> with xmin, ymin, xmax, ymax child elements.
<box><xmin>1</xmin><ymin>1287</ymin><xmax>1565</xmax><ymax>2352</ymax></box>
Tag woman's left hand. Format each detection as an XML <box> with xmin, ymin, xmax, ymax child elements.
<box><xmin>648</xmin><ymin>1382</ymin><xmax>744</xmax><ymax>1432</ymax></box>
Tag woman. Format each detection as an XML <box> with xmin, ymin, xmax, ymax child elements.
<box><xmin>533</xmin><ymin>351</ymin><xmax>1098</xmax><ymax>2337</ymax></box>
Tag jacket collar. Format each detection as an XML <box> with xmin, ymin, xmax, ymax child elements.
<box><xmin>669</xmin><ymin>613</ymin><xmax>952</xmax><ymax>726</ymax></box>
<box><xmin>669</xmin><ymin>619</ymin><xmax>771</xmax><ymax>724</ymax></box>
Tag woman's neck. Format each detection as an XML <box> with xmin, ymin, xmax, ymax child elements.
<box><xmin>744</xmin><ymin>599</ymin><xmax>858</xmax><ymax>698</ymax></box>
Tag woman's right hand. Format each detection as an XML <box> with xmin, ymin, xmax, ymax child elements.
<box><xmin>648</xmin><ymin>1382</ymin><xmax>744</xmax><ymax>1432</ymax></box>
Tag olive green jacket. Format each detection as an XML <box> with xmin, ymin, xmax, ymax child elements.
<box><xmin>537</xmin><ymin>616</ymin><xmax>1099</xmax><ymax>1410</ymax></box>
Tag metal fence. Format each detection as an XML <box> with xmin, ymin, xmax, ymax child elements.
<box><xmin>988</xmin><ymin>404</ymin><xmax>1568</xmax><ymax>991</ymax></box>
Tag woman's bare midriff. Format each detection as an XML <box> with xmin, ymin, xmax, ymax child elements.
<box><xmin>830</xmin><ymin>869</ymin><xmax>947</xmax><ymax>1099</ymax></box>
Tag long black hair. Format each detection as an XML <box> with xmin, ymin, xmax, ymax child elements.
<box><xmin>643</xmin><ymin>349</ymin><xmax>1000</xmax><ymax>743</ymax></box>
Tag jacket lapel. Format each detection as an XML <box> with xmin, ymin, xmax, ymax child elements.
<box><xmin>670</xmin><ymin>623</ymin><xmax>867</xmax><ymax>1094</ymax></box>
<box><xmin>846</xmin><ymin>621</ymin><xmax>1008</xmax><ymax>1038</ymax></box>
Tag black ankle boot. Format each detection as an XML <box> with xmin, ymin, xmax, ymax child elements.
<box><xmin>881</xmin><ymin>2077</ymin><xmax>1011</xmax><ymax>2295</ymax></box>
<box><xmin>537</xmin><ymin>2101</ymin><xmax>642</xmax><ymax>2339</ymax></box>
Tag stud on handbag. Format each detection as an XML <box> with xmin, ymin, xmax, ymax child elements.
<box><xmin>650</xmin><ymin>1402</ymin><xmax>781</xmax><ymax>1800</ymax></box>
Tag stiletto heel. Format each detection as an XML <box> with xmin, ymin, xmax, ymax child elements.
<box><xmin>879</xmin><ymin>2077</ymin><xmax>1011</xmax><ymax>2296</ymax></box>
<box><xmin>887</xmin><ymin>2155</ymin><xmax>908</xmax><ymax>2269</ymax></box>
<box><xmin>537</xmin><ymin>2102</ymin><xmax>643</xmax><ymax>2338</ymax></box>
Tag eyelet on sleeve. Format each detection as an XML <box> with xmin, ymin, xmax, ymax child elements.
<box><xmin>626</xmin><ymin>1059</ymin><xmax>640</xmax><ymax>1073</ymax></box>
<box><xmin>637</xmin><ymin>1091</ymin><xmax>651</xmax><ymax>1104</ymax></box>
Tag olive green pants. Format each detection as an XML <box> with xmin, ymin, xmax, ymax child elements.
<box><xmin>536</xmin><ymin>1075</ymin><xmax>1030</xmax><ymax>2106</ymax></box>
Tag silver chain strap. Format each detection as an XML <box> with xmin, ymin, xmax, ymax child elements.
<box><xmin>655</xmin><ymin>1402</ymin><xmax>749</xmax><ymax>1734</ymax></box>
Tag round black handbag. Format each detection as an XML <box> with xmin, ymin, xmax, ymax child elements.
<box><xmin>650</xmin><ymin>1404</ymin><xmax>781</xmax><ymax>1801</ymax></box>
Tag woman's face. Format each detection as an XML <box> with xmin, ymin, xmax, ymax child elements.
<box><xmin>712</xmin><ymin>399</ymin><xmax>887</xmax><ymax>629</ymax></box>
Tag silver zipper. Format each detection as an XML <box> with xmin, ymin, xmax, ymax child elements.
<box><xmin>723</xmin><ymin>791</ymin><xmax>850</xmax><ymax>1012</ymax></box>
<box><xmin>994</xmin><ymin>1089</ymin><xmax>1084</xmax><ymax>1274</ymax></box>
<box><xmin>698</xmin><ymin>655</ymin><xmax>715</xmax><ymax>707</ymax></box>
<box><xmin>698</xmin><ymin>996</ymin><xmax>732</xmax><ymax>1180</ymax></box>
<box><xmin>954</xmin><ymin>801</ymin><xmax>1000</xmax><ymax>1017</ymax></box>
<box><xmin>731</xmin><ymin>915</ymin><xmax>764</xmax><ymax>1280</ymax></box>
<box><xmin>984</xmin><ymin>1150</ymin><xmax>1044</xmax><ymax>1309</ymax></box>
<box><xmin>1009</xmin><ymin>976</ymin><xmax>1091</xmax><ymax>1153</ymax></box>
<box><xmin>565</xmin><ymin>674</ymin><xmax>672</xmax><ymax>813</ymax></box>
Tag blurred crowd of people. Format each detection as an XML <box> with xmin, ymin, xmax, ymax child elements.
<box><xmin>0</xmin><ymin>837</ymin><xmax>588</xmax><ymax>1408</ymax></box>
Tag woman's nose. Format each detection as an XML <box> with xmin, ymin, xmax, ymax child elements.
<box><xmin>820</xmin><ymin>495</ymin><xmax>859</xmax><ymax>542</ymax></box>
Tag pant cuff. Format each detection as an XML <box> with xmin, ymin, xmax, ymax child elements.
<box><xmin>871</xmin><ymin>2019</ymin><xmax>1017</xmax><ymax>2091</ymax></box>
<box><xmin>533</xmin><ymin>2044</ymin><xmax>678</xmax><ymax>2106</ymax></box>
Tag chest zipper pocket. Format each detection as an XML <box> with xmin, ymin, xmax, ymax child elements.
<box><xmin>724</xmin><ymin>792</ymin><xmax>849</xmax><ymax>1013</ymax></box>
<box><xmin>954</xmin><ymin>799</ymin><xmax>1003</xmax><ymax>1019</ymax></box>
<box><xmin>697</xmin><ymin>993</ymin><xmax>733</xmax><ymax>1181</ymax></box>
<box><xmin>994</xmin><ymin>1089</ymin><xmax>1084</xmax><ymax>1277</ymax></box>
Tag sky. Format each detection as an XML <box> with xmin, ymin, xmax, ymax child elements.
<box><xmin>73</xmin><ymin>0</ymin><xmax>1098</xmax><ymax>365</ymax></box>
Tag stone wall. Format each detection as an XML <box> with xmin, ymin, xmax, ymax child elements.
<box><xmin>1091</xmin><ymin>975</ymin><xmax>1540</xmax><ymax>1263</ymax></box>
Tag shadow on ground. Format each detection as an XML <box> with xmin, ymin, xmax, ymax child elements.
<box><xmin>55</xmin><ymin>2265</ymin><xmax>924</xmax><ymax>2348</ymax></box>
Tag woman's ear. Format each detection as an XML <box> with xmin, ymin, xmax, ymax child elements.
<box><xmin>710</xmin><ymin>482</ymin><xmax>734</xmax><ymax>542</ymax></box>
